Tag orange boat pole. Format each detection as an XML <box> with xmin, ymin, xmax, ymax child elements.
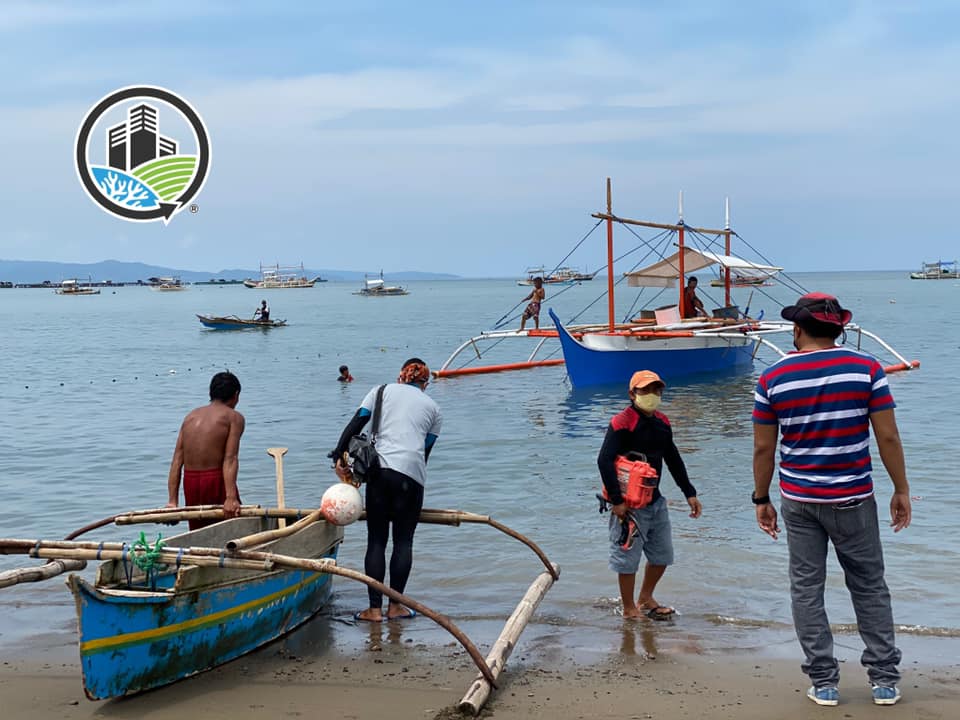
<box><xmin>606</xmin><ymin>178</ymin><xmax>615</xmax><ymax>332</ymax></box>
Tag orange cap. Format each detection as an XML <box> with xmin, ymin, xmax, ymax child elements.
<box><xmin>629</xmin><ymin>370</ymin><xmax>665</xmax><ymax>392</ymax></box>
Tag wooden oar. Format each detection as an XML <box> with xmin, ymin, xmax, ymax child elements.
<box><xmin>267</xmin><ymin>448</ymin><xmax>289</xmax><ymax>529</ymax></box>
<box><xmin>226</xmin><ymin>510</ymin><xmax>323</xmax><ymax>551</ymax></box>
<box><xmin>0</xmin><ymin>537</ymin><xmax>497</xmax><ymax>687</ymax></box>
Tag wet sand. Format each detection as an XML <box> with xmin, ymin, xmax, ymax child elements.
<box><xmin>2</xmin><ymin>624</ymin><xmax>957</xmax><ymax>720</ymax></box>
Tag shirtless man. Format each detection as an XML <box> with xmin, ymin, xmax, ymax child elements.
<box><xmin>166</xmin><ymin>371</ymin><xmax>245</xmax><ymax>529</ymax></box>
<box><xmin>519</xmin><ymin>277</ymin><xmax>545</xmax><ymax>331</ymax></box>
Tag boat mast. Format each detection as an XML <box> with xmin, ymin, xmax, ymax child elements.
<box><xmin>678</xmin><ymin>191</ymin><xmax>686</xmax><ymax>317</ymax></box>
<box><xmin>724</xmin><ymin>197</ymin><xmax>731</xmax><ymax>308</ymax></box>
<box><xmin>606</xmin><ymin>178</ymin><xmax>615</xmax><ymax>332</ymax></box>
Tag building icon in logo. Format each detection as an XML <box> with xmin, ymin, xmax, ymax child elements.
<box><xmin>75</xmin><ymin>87</ymin><xmax>210</xmax><ymax>224</ymax></box>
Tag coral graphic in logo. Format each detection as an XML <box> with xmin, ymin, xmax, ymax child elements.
<box><xmin>75</xmin><ymin>86</ymin><xmax>210</xmax><ymax>224</ymax></box>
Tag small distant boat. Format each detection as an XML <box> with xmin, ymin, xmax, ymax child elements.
<box><xmin>517</xmin><ymin>266</ymin><xmax>595</xmax><ymax>286</ymax></box>
<box><xmin>354</xmin><ymin>271</ymin><xmax>408</xmax><ymax>296</ymax></box>
<box><xmin>55</xmin><ymin>278</ymin><xmax>100</xmax><ymax>295</ymax></box>
<box><xmin>244</xmin><ymin>263</ymin><xmax>316</xmax><ymax>289</ymax></box>
<box><xmin>149</xmin><ymin>276</ymin><xmax>188</xmax><ymax>291</ymax></box>
<box><xmin>910</xmin><ymin>260</ymin><xmax>958</xmax><ymax>279</ymax></box>
<box><xmin>197</xmin><ymin>314</ymin><xmax>287</xmax><ymax>330</ymax></box>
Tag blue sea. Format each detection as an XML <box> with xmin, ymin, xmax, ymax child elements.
<box><xmin>0</xmin><ymin>273</ymin><xmax>957</xmax><ymax>666</ymax></box>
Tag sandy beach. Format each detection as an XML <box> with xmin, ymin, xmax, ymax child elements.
<box><xmin>2</xmin><ymin>620</ymin><xmax>957</xmax><ymax>720</ymax></box>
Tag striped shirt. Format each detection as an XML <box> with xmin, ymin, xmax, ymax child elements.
<box><xmin>753</xmin><ymin>347</ymin><xmax>895</xmax><ymax>503</ymax></box>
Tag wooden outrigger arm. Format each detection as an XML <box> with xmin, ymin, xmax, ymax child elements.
<box><xmin>0</xmin><ymin>537</ymin><xmax>498</xmax><ymax>687</ymax></box>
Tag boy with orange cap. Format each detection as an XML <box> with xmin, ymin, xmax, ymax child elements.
<box><xmin>597</xmin><ymin>370</ymin><xmax>702</xmax><ymax>619</ymax></box>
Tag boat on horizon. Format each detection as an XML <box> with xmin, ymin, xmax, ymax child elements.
<box><xmin>55</xmin><ymin>278</ymin><xmax>100</xmax><ymax>295</ymax></box>
<box><xmin>517</xmin><ymin>266</ymin><xmax>596</xmax><ymax>286</ymax></box>
<box><xmin>909</xmin><ymin>260</ymin><xmax>958</xmax><ymax>279</ymax></box>
<box><xmin>148</xmin><ymin>276</ymin><xmax>188</xmax><ymax>291</ymax></box>
<box><xmin>354</xmin><ymin>271</ymin><xmax>409</xmax><ymax>296</ymax></box>
<box><xmin>243</xmin><ymin>263</ymin><xmax>317</xmax><ymax>289</ymax></box>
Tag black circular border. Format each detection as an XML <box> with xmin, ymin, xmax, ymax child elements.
<box><xmin>75</xmin><ymin>86</ymin><xmax>210</xmax><ymax>222</ymax></box>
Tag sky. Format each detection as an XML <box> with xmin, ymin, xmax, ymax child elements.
<box><xmin>1</xmin><ymin>0</ymin><xmax>958</xmax><ymax>276</ymax></box>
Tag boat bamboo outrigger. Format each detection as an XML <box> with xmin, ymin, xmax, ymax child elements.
<box><xmin>0</xmin><ymin>467</ymin><xmax>558</xmax><ymax>713</ymax></box>
<box><xmin>435</xmin><ymin>178</ymin><xmax>919</xmax><ymax>386</ymax></box>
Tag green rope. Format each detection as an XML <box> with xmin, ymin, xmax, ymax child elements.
<box><xmin>131</xmin><ymin>532</ymin><xmax>166</xmax><ymax>590</ymax></box>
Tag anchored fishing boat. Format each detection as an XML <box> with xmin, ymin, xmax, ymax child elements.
<box><xmin>909</xmin><ymin>260</ymin><xmax>958</xmax><ymax>279</ymax></box>
<box><xmin>196</xmin><ymin>314</ymin><xmax>288</xmax><ymax>330</ymax></box>
<box><xmin>55</xmin><ymin>278</ymin><xmax>100</xmax><ymax>295</ymax></box>
<box><xmin>354</xmin><ymin>271</ymin><xmax>409</xmax><ymax>296</ymax></box>
<box><xmin>517</xmin><ymin>266</ymin><xmax>596</xmax><ymax>285</ymax></box>
<box><xmin>435</xmin><ymin>179</ymin><xmax>919</xmax><ymax>387</ymax></box>
<box><xmin>244</xmin><ymin>263</ymin><xmax>316</xmax><ymax>289</ymax></box>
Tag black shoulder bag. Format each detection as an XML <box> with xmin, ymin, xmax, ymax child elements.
<box><xmin>347</xmin><ymin>384</ymin><xmax>386</xmax><ymax>483</ymax></box>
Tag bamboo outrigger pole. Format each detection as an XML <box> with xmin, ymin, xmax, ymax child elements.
<box><xmin>0</xmin><ymin>538</ymin><xmax>498</xmax><ymax>687</ymax></box>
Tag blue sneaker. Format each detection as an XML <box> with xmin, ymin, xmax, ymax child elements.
<box><xmin>871</xmin><ymin>685</ymin><xmax>901</xmax><ymax>706</ymax></box>
<box><xmin>807</xmin><ymin>686</ymin><xmax>840</xmax><ymax>706</ymax></box>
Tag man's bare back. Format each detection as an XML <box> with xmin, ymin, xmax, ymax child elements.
<box><xmin>167</xmin><ymin>372</ymin><xmax>245</xmax><ymax>523</ymax></box>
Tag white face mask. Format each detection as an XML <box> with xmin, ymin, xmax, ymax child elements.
<box><xmin>633</xmin><ymin>393</ymin><xmax>662</xmax><ymax>413</ymax></box>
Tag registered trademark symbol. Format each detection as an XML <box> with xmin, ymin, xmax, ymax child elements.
<box><xmin>189</xmin><ymin>204</ymin><xmax>199</xmax><ymax>214</ymax></box>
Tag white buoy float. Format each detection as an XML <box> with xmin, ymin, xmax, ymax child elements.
<box><xmin>320</xmin><ymin>482</ymin><xmax>363</xmax><ymax>526</ymax></box>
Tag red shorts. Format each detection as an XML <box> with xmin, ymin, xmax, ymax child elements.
<box><xmin>184</xmin><ymin>467</ymin><xmax>237</xmax><ymax>530</ymax></box>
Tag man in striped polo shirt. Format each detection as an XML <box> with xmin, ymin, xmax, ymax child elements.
<box><xmin>752</xmin><ymin>293</ymin><xmax>912</xmax><ymax>707</ymax></box>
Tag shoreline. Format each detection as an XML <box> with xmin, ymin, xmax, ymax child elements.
<box><xmin>2</xmin><ymin>612</ymin><xmax>958</xmax><ymax>720</ymax></box>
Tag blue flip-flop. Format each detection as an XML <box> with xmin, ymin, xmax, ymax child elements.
<box><xmin>387</xmin><ymin>609</ymin><xmax>417</xmax><ymax>621</ymax></box>
<box><xmin>353</xmin><ymin>610</ymin><xmax>383</xmax><ymax>623</ymax></box>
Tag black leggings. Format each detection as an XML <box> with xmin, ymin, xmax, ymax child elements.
<box><xmin>364</xmin><ymin>467</ymin><xmax>424</xmax><ymax>608</ymax></box>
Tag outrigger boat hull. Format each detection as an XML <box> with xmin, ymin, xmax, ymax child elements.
<box><xmin>68</xmin><ymin>517</ymin><xmax>340</xmax><ymax>699</ymax></box>
<box><xmin>197</xmin><ymin>314</ymin><xmax>287</xmax><ymax>330</ymax></box>
<box><xmin>550</xmin><ymin>309</ymin><xmax>754</xmax><ymax>388</ymax></box>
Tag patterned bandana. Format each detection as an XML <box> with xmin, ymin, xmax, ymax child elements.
<box><xmin>398</xmin><ymin>362</ymin><xmax>430</xmax><ymax>386</ymax></box>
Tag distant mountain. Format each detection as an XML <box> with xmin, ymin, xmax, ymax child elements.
<box><xmin>0</xmin><ymin>259</ymin><xmax>460</xmax><ymax>284</ymax></box>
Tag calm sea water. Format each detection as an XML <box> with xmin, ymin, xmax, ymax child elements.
<box><xmin>1</xmin><ymin>272</ymin><xmax>957</xmax><ymax>663</ymax></box>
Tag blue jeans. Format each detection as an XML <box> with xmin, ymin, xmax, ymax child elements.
<box><xmin>781</xmin><ymin>495</ymin><xmax>901</xmax><ymax>687</ymax></box>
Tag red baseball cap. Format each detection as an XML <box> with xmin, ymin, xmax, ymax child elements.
<box><xmin>781</xmin><ymin>292</ymin><xmax>852</xmax><ymax>327</ymax></box>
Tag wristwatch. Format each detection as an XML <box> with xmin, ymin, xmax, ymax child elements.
<box><xmin>751</xmin><ymin>491</ymin><xmax>771</xmax><ymax>506</ymax></box>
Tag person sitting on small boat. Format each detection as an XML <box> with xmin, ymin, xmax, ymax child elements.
<box><xmin>166</xmin><ymin>371</ymin><xmax>245</xmax><ymax>530</ymax></box>
<box><xmin>254</xmin><ymin>300</ymin><xmax>270</xmax><ymax>322</ymax></box>
<box><xmin>337</xmin><ymin>365</ymin><xmax>354</xmax><ymax>383</ymax></box>
<box><xmin>331</xmin><ymin>358</ymin><xmax>442</xmax><ymax>622</ymax></box>
<box><xmin>682</xmin><ymin>276</ymin><xmax>707</xmax><ymax>319</ymax></box>
<box><xmin>519</xmin><ymin>277</ymin><xmax>545</xmax><ymax>331</ymax></box>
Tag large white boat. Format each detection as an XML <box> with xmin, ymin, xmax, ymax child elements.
<box><xmin>243</xmin><ymin>263</ymin><xmax>316</xmax><ymax>289</ymax></box>
<box><xmin>517</xmin><ymin>266</ymin><xmax>595</xmax><ymax>285</ymax></box>
<box><xmin>909</xmin><ymin>260</ymin><xmax>958</xmax><ymax>279</ymax></box>
<box><xmin>55</xmin><ymin>278</ymin><xmax>100</xmax><ymax>295</ymax></box>
<box><xmin>354</xmin><ymin>271</ymin><xmax>408</xmax><ymax>296</ymax></box>
<box><xmin>148</xmin><ymin>276</ymin><xmax>188</xmax><ymax>291</ymax></box>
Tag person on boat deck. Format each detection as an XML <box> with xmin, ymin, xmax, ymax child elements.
<box><xmin>519</xmin><ymin>276</ymin><xmax>545</xmax><ymax>331</ymax></box>
<box><xmin>165</xmin><ymin>371</ymin><xmax>245</xmax><ymax>530</ymax></box>
<box><xmin>338</xmin><ymin>365</ymin><xmax>354</xmax><ymax>383</ymax></box>
<box><xmin>254</xmin><ymin>300</ymin><xmax>270</xmax><ymax>321</ymax></box>
<box><xmin>331</xmin><ymin>358</ymin><xmax>442</xmax><ymax>622</ymax></box>
<box><xmin>682</xmin><ymin>276</ymin><xmax>706</xmax><ymax>319</ymax></box>
<box><xmin>752</xmin><ymin>292</ymin><xmax>911</xmax><ymax>707</ymax></box>
<box><xmin>597</xmin><ymin>370</ymin><xmax>702</xmax><ymax>620</ymax></box>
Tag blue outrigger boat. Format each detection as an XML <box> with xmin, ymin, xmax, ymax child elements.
<box><xmin>68</xmin><ymin>516</ymin><xmax>341</xmax><ymax>699</ymax></box>
<box><xmin>197</xmin><ymin>314</ymin><xmax>287</xmax><ymax>330</ymax></box>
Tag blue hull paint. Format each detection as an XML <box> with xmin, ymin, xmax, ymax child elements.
<box><xmin>70</xmin><ymin>549</ymin><xmax>337</xmax><ymax>699</ymax></box>
<box><xmin>549</xmin><ymin>309</ymin><xmax>754</xmax><ymax>388</ymax></box>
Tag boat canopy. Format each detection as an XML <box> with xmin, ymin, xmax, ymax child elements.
<box><xmin>625</xmin><ymin>249</ymin><xmax>783</xmax><ymax>287</ymax></box>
